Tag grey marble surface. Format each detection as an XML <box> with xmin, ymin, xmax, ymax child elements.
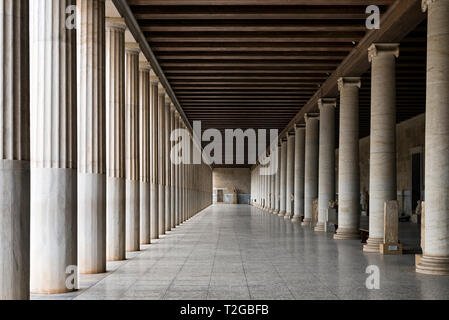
<box><xmin>32</xmin><ymin>204</ymin><xmax>449</xmax><ymax>300</ymax></box>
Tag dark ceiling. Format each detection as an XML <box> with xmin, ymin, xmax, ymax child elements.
<box><xmin>127</xmin><ymin>0</ymin><xmax>426</xmax><ymax>166</ymax></box>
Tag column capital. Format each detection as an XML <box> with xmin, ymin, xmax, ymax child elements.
<box><xmin>139</xmin><ymin>60</ymin><xmax>151</xmax><ymax>72</ymax></box>
<box><xmin>368</xmin><ymin>43</ymin><xmax>400</xmax><ymax>63</ymax></box>
<box><xmin>170</xmin><ymin>103</ymin><xmax>177</xmax><ymax>112</ymax></box>
<box><xmin>165</xmin><ymin>93</ymin><xmax>171</xmax><ymax>103</ymax></box>
<box><xmin>158</xmin><ymin>83</ymin><xmax>166</xmax><ymax>95</ymax></box>
<box><xmin>337</xmin><ymin>77</ymin><xmax>361</xmax><ymax>91</ymax></box>
<box><xmin>105</xmin><ymin>17</ymin><xmax>127</xmax><ymax>31</ymax></box>
<box><xmin>295</xmin><ymin>123</ymin><xmax>306</xmax><ymax>130</ymax></box>
<box><xmin>150</xmin><ymin>70</ymin><xmax>159</xmax><ymax>84</ymax></box>
<box><xmin>125</xmin><ymin>42</ymin><xmax>141</xmax><ymax>55</ymax></box>
<box><xmin>422</xmin><ymin>0</ymin><xmax>439</xmax><ymax>12</ymax></box>
<box><xmin>287</xmin><ymin>131</ymin><xmax>295</xmax><ymax>137</ymax></box>
<box><xmin>304</xmin><ymin>112</ymin><xmax>320</xmax><ymax>122</ymax></box>
<box><xmin>281</xmin><ymin>137</ymin><xmax>288</xmax><ymax>143</ymax></box>
<box><xmin>318</xmin><ymin>98</ymin><xmax>337</xmax><ymax>110</ymax></box>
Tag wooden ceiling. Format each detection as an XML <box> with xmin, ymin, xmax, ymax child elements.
<box><xmin>126</xmin><ymin>0</ymin><xmax>426</xmax><ymax>166</ymax></box>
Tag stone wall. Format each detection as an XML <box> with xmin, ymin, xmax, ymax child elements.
<box><xmin>213</xmin><ymin>168</ymin><xmax>251</xmax><ymax>204</ymax></box>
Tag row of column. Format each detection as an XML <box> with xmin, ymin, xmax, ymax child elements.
<box><xmin>251</xmin><ymin>0</ymin><xmax>449</xmax><ymax>275</ymax></box>
<box><xmin>0</xmin><ymin>0</ymin><xmax>213</xmax><ymax>300</ymax></box>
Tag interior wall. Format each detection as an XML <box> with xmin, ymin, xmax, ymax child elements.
<box><xmin>213</xmin><ymin>168</ymin><xmax>251</xmax><ymax>204</ymax></box>
<box><xmin>336</xmin><ymin>113</ymin><xmax>426</xmax><ymax>216</ymax></box>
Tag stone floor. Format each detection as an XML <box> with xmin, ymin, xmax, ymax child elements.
<box><xmin>32</xmin><ymin>204</ymin><xmax>449</xmax><ymax>300</ymax></box>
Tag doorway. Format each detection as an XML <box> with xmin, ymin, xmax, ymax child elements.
<box><xmin>217</xmin><ymin>190</ymin><xmax>224</xmax><ymax>203</ymax></box>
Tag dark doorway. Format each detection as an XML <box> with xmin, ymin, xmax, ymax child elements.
<box><xmin>411</xmin><ymin>152</ymin><xmax>423</xmax><ymax>212</ymax></box>
<box><xmin>217</xmin><ymin>190</ymin><xmax>224</xmax><ymax>203</ymax></box>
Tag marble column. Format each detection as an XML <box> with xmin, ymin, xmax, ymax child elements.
<box><xmin>125</xmin><ymin>43</ymin><xmax>140</xmax><ymax>252</ymax></box>
<box><xmin>105</xmin><ymin>18</ymin><xmax>126</xmax><ymax>261</ymax></box>
<box><xmin>278</xmin><ymin>138</ymin><xmax>287</xmax><ymax>216</ymax></box>
<box><xmin>285</xmin><ymin>132</ymin><xmax>295</xmax><ymax>219</ymax></box>
<box><xmin>165</xmin><ymin>95</ymin><xmax>172</xmax><ymax>232</ymax></box>
<box><xmin>302</xmin><ymin>114</ymin><xmax>319</xmax><ymax>227</ymax></box>
<box><xmin>315</xmin><ymin>98</ymin><xmax>336</xmax><ymax>232</ymax></box>
<box><xmin>364</xmin><ymin>43</ymin><xmax>399</xmax><ymax>252</ymax></box>
<box><xmin>274</xmin><ymin>144</ymin><xmax>281</xmax><ymax>214</ymax></box>
<box><xmin>77</xmin><ymin>0</ymin><xmax>107</xmax><ymax>274</ymax></box>
<box><xmin>139</xmin><ymin>60</ymin><xmax>151</xmax><ymax>244</ymax></box>
<box><xmin>292</xmin><ymin>125</ymin><xmax>306</xmax><ymax>223</ymax></box>
<box><xmin>158</xmin><ymin>85</ymin><xmax>166</xmax><ymax>235</ymax></box>
<box><xmin>150</xmin><ymin>71</ymin><xmax>159</xmax><ymax>240</ymax></box>
<box><xmin>0</xmin><ymin>0</ymin><xmax>29</xmax><ymax>300</ymax></box>
<box><xmin>335</xmin><ymin>78</ymin><xmax>362</xmax><ymax>240</ymax></box>
<box><xmin>29</xmin><ymin>0</ymin><xmax>77</xmax><ymax>294</ymax></box>
<box><xmin>270</xmin><ymin>164</ymin><xmax>276</xmax><ymax>212</ymax></box>
<box><xmin>417</xmin><ymin>0</ymin><xmax>449</xmax><ymax>275</ymax></box>
<box><xmin>175</xmin><ymin>114</ymin><xmax>181</xmax><ymax>226</ymax></box>
<box><xmin>170</xmin><ymin>105</ymin><xmax>177</xmax><ymax>229</ymax></box>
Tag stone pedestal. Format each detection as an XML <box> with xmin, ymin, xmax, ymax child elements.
<box><xmin>417</xmin><ymin>0</ymin><xmax>449</xmax><ymax>275</ymax></box>
<box><xmin>335</xmin><ymin>78</ymin><xmax>362</xmax><ymax>240</ymax></box>
<box><xmin>292</xmin><ymin>125</ymin><xmax>305</xmax><ymax>223</ymax></box>
<box><xmin>303</xmin><ymin>114</ymin><xmax>319</xmax><ymax>227</ymax></box>
<box><xmin>105</xmin><ymin>18</ymin><xmax>126</xmax><ymax>261</ymax></box>
<box><xmin>77</xmin><ymin>0</ymin><xmax>107</xmax><ymax>274</ymax></box>
<box><xmin>364</xmin><ymin>43</ymin><xmax>399</xmax><ymax>253</ymax></box>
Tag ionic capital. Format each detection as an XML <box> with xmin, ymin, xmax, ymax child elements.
<box><xmin>105</xmin><ymin>17</ymin><xmax>127</xmax><ymax>32</ymax></box>
<box><xmin>125</xmin><ymin>42</ymin><xmax>141</xmax><ymax>55</ymax></box>
<box><xmin>422</xmin><ymin>0</ymin><xmax>439</xmax><ymax>12</ymax></box>
<box><xmin>368</xmin><ymin>43</ymin><xmax>400</xmax><ymax>63</ymax></box>
<box><xmin>318</xmin><ymin>98</ymin><xmax>337</xmax><ymax>110</ymax></box>
<box><xmin>337</xmin><ymin>77</ymin><xmax>361</xmax><ymax>92</ymax></box>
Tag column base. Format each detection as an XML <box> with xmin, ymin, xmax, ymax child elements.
<box><xmin>334</xmin><ymin>228</ymin><xmax>360</xmax><ymax>240</ymax></box>
<box><xmin>363</xmin><ymin>237</ymin><xmax>382</xmax><ymax>253</ymax></box>
<box><xmin>416</xmin><ymin>255</ymin><xmax>449</xmax><ymax>276</ymax></box>
<box><xmin>291</xmin><ymin>215</ymin><xmax>302</xmax><ymax>223</ymax></box>
<box><xmin>278</xmin><ymin>210</ymin><xmax>286</xmax><ymax>217</ymax></box>
<box><xmin>301</xmin><ymin>218</ymin><xmax>312</xmax><ymax>226</ymax></box>
<box><xmin>284</xmin><ymin>213</ymin><xmax>292</xmax><ymax>220</ymax></box>
<box><xmin>273</xmin><ymin>209</ymin><xmax>280</xmax><ymax>215</ymax></box>
<box><xmin>314</xmin><ymin>222</ymin><xmax>325</xmax><ymax>232</ymax></box>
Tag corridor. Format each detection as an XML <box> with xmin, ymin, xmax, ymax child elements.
<box><xmin>33</xmin><ymin>205</ymin><xmax>449</xmax><ymax>301</ymax></box>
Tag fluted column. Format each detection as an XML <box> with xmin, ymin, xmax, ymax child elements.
<box><xmin>274</xmin><ymin>144</ymin><xmax>281</xmax><ymax>214</ymax></box>
<box><xmin>170</xmin><ymin>105</ymin><xmax>177</xmax><ymax>229</ymax></box>
<box><xmin>292</xmin><ymin>125</ymin><xmax>306</xmax><ymax>223</ymax></box>
<box><xmin>270</xmin><ymin>164</ymin><xmax>276</xmax><ymax>212</ymax></box>
<box><xmin>364</xmin><ymin>43</ymin><xmax>399</xmax><ymax>252</ymax></box>
<box><xmin>139</xmin><ymin>60</ymin><xmax>151</xmax><ymax>244</ymax></box>
<box><xmin>175</xmin><ymin>114</ymin><xmax>181</xmax><ymax>226</ymax></box>
<box><xmin>335</xmin><ymin>78</ymin><xmax>362</xmax><ymax>240</ymax></box>
<box><xmin>150</xmin><ymin>71</ymin><xmax>159</xmax><ymax>240</ymax></box>
<box><xmin>417</xmin><ymin>0</ymin><xmax>449</xmax><ymax>275</ymax></box>
<box><xmin>105</xmin><ymin>18</ymin><xmax>126</xmax><ymax>261</ymax></box>
<box><xmin>125</xmin><ymin>43</ymin><xmax>140</xmax><ymax>252</ymax></box>
<box><xmin>77</xmin><ymin>0</ymin><xmax>106</xmax><ymax>274</ymax></box>
<box><xmin>302</xmin><ymin>114</ymin><xmax>319</xmax><ymax>227</ymax></box>
<box><xmin>315</xmin><ymin>98</ymin><xmax>336</xmax><ymax>232</ymax></box>
<box><xmin>278</xmin><ymin>138</ymin><xmax>287</xmax><ymax>216</ymax></box>
<box><xmin>285</xmin><ymin>132</ymin><xmax>295</xmax><ymax>219</ymax></box>
<box><xmin>165</xmin><ymin>95</ymin><xmax>172</xmax><ymax>232</ymax></box>
<box><xmin>158</xmin><ymin>85</ymin><xmax>166</xmax><ymax>235</ymax></box>
<box><xmin>0</xmin><ymin>0</ymin><xmax>30</xmax><ymax>300</ymax></box>
<box><xmin>29</xmin><ymin>0</ymin><xmax>77</xmax><ymax>294</ymax></box>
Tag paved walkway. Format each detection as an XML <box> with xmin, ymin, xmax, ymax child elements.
<box><xmin>33</xmin><ymin>204</ymin><xmax>449</xmax><ymax>300</ymax></box>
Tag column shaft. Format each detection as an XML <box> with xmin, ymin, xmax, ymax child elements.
<box><xmin>165</xmin><ymin>97</ymin><xmax>171</xmax><ymax>232</ymax></box>
<box><xmin>139</xmin><ymin>61</ymin><xmax>151</xmax><ymax>244</ymax></box>
<box><xmin>292</xmin><ymin>126</ymin><xmax>305</xmax><ymax>222</ymax></box>
<box><xmin>364</xmin><ymin>44</ymin><xmax>399</xmax><ymax>252</ymax></box>
<box><xmin>150</xmin><ymin>73</ymin><xmax>159</xmax><ymax>240</ymax></box>
<box><xmin>278</xmin><ymin>139</ymin><xmax>287</xmax><ymax>216</ymax></box>
<box><xmin>30</xmin><ymin>0</ymin><xmax>77</xmax><ymax>293</ymax></box>
<box><xmin>315</xmin><ymin>99</ymin><xmax>336</xmax><ymax>232</ymax></box>
<box><xmin>0</xmin><ymin>0</ymin><xmax>30</xmax><ymax>300</ymax></box>
<box><xmin>274</xmin><ymin>145</ymin><xmax>281</xmax><ymax>214</ymax></box>
<box><xmin>285</xmin><ymin>133</ymin><xmax>295</xmax><ymax>219</ymax></box>
<box><xmin>77</xmin><ymin>0</ymin><xmax>107</xmax><ymax>274</ymax></box>
<box><xmin>335</xmin><ymin>78</ymin><xmax>361</xmax><ymax>240</ymax></box>
<box><xmin>158</xmin><ymin>86</ymin><xmax>166</xmax><ymax>235</ymax></box>
<box><xmin>303</xmin><ymin>116</ymin><xmax>319</xmax><ymax>226</ymax></box>
<box><xmin>105</xmin><ymin>18</ymin><xmax>126</xmax><ymax>261</ymax></box>
<box><xmin>417</xmin><ymin>0</ymin><xmax>449</xmax><ymax>275</ymax></box>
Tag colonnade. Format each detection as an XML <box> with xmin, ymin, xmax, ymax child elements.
<box><xmin>251</xmin><ymin>0</ymin><xmax>449</xmax><ymax>275</ymax></box>
<box><xmin>0</xmin><ymin>0</ymin><xmax>213</xmax><ymax>300</ymax></box>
